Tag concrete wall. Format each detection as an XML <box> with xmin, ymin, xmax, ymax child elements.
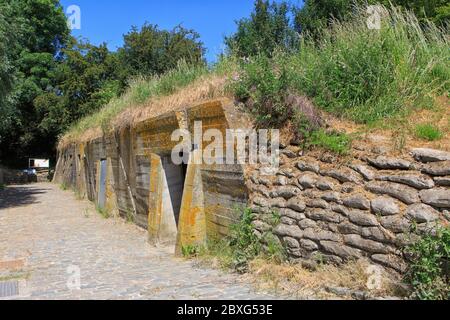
<box><xmin>53</xmin><ymin>99</ymin><xmax>249</xmax><ymax>253</ymax></box>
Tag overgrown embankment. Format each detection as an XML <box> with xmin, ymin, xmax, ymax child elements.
<box><xmin>61</xmin><ymin>5</ymin><xmax>449</xmax><ymax>152</ymax></box>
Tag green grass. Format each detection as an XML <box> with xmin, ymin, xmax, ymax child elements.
<box><xmin>0</xmin><ymin>272</ymin><xmax>30</xmax><ymax>282</ymax></box>
<box><xmin>64</xmin><ymin>61</ymin><xmax>209</xmax><ymax>140</ymax></box>
<box><xmin>193</xmin><ymin>208</ymin><xmax>285</xmax><ymax>273</ymax></box>
<box><xmin>287</xmin><ymin>5</ymin><xmax>449</xmax><ymax>124</ymax></box>
<box><xmin>232</xmin><ymin>4</ymin><xmax>448</xmax><ymax>127</ymax></box>
<box><xmin>415</xmin><ymin>124</ymin><xmax>443</xmax><ymax>141</ymax></box>
<box><xmin>307</xmin><ymin>130</ymin><xmax>352</xmax><ymax>155</ymax></box>
<box><xmin>125</xmin><ymin>208</ymin><xmax>135</xmax><ymax>224</ymax></box>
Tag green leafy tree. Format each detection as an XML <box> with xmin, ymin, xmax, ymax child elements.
<box><xmin>119</xmin><ymin>23</ymin><xmax>205</xmax><ymax>77</ymax></box>
<box><xmin>386</xmin><ymin>0</ymin><xmax>450</xmax><ymax>24</ymax></box>
<box><xmin>0</xmin><ymin>0</ymin><xmax>69</xmax><ymax>166</ymax></box>
<box><xmin>295</xmin><ymin>0</ymin><xmax>450</xmax><ymax>38</ymax></box>
<box><xmin>225</xmin><ymin>0</ymin><xmax>299</xmax><ymax>57</ymax></box>
<box><xmin>34</xmin><ymin>38</ymin><xmax>121</xmax><ymax>137</ymax></box>
<box><xmin>294</xmin><ymin>0</ymin><xmax>357</xmax><ymax>37</ymax></box>
<box><xmin>0</xmin><ymin>13</ymin><xmax>13</xmax><ymax>105</ymax></box>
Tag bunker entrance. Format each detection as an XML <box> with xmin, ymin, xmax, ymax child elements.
<box><xmin>98</xmin><ymin>159</ymin><xmax>107</xmax><ymax>209</ymax></box>
<box><xmin>161</xmin><ymin>155</ymin><xmax>187</xmax><ymax>227</ymax></box>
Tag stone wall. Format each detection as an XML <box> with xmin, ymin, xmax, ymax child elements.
<box><xmin>249</xmin><ymin>146</ymin><xmax>450</xmax><ymax>273</ymax></box>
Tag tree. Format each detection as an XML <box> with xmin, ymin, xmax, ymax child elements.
<box><xmin>0</xmin><ymin>0</ymin><xmax>69</xmax><ymax>166</ymax></box>
<box><xmin>225</xmin><ymin>0</ymin><xmax>299</xmax><ymax>57</ymax></box>
<box><xmin>119</xmin><ymin>23</ymin><xmax>205</xmax><ymax>77</ymax></box>
<box><xmin>34</xmin><ymin>38</ymin><xmax>122</xmax><ymax>136</ymax></box>
<box><xmin>0</xmin><ymin>13</ymin><xmax>13</xmax><ymax>105</ymax></box>
<box><xmin>0</xmin><ymin>1</ymin><xmax>208</xmax><ymax>167</ymax></box>
<box><xmin>294</xmin><ymin>0</ymin><xmax>357</xmax><ymax>37</ymax></box>
<box><xmin>295</xmin><ymin>0</ymin><xmax>450</xmax><ymax>38</ymax></box>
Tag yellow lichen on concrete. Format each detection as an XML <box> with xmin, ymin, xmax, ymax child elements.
<box><xmin>175</xmin><ymin>149</ymin><xmax>206</xmax><ymax>255</ymax></box>
<box><xmin>147</xmin><ymin>154</ymin><xmax>163</xmax><ymax>245</ymax></box>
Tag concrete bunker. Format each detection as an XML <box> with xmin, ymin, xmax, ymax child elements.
<box><xmin>53</xmin><ymin>99</ymin><xmax>249</xmax><ymax>254</ymax></box>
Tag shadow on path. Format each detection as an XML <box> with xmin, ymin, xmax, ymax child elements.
<box><xmin>0</xmin><ymin>185</ymin><xmax>50</xmax><ymax>210</ymax></box>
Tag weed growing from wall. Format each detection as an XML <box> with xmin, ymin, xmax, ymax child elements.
<box><xmin>404</xmin><ymin>225</ymin><xmax>450</xmax><ymax>300</ymax></box>
<box><xmin>96</xmin><ymin>206</ymin><xmax>110</xmax><ymax>219</ymax></box>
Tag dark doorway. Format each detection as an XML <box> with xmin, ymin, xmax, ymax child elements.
<box><xmin>161</xmin><ymin>156</ymin><xmax>187</xmax><ymax>226</ymax></box>
<box><xmin>98</xmin><ymin>159</ymin><xmax>107</xmax><ymax>209</ymax></box>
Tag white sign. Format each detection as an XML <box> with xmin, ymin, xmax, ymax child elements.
<box><xmin>30</xmin><ymin>159</ymin><xmax>50</xmax><ymax>168</ymax></box>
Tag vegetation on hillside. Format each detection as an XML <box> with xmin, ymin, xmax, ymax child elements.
<box><xmin>290</xmin><ymin>6</ymin><xmax>449</xmax><ymax>124</ymax></box>
<box><xmin>62</xmin><ymin>61</ymin><xmax>211</xmax><ymax>143</ymax></box>
<box><xmin>59</xmin><ymin>2</ymin><xmax>449</xmax><ymax>152</ymax></box>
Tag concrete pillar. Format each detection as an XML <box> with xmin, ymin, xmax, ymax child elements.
<box><xmin>175</xmin><ymin>149</ymin><xmax>207</xmax><ymax>255</ymax></box>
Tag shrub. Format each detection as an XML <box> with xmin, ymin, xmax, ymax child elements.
<box><xmin>195</xmin><ymin>209</ymin><xmax>284</xmax><ymax>272</ymax></box>
<box><xmin>229</xmin><ymin>5</ymin><xmax>448</xmax><ymax>148</ymax></box>
<box><xmin>0</xmin><ymin>184</ymin><xmax>5</xmax><ymax>190</ymax></box>
<box><xmin>405</xmin><ymin>226</ymin><xmax>450</xmax><ymax>300</ymax></box>
<box><xmin>228</xmin><ymin>208</ymin><xmax>262</xmax><ymax>273</ymax></box>
<box><xmin>415</xmin><ymin>124</ymin><xmax>443</xmax><ymax>141</ymax></box>
<box><xmin>231</xmin><ymin>54</ymin><xmax>293</xmax><ymax>128</ymax></box>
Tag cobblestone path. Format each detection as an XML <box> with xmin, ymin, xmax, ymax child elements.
<box><xmin>0</xmin><ymin>183</ymin><xmax>276</xmax><ymax>300</ymax></box>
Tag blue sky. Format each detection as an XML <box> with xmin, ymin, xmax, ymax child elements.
<box><xmin>60</xmin><ymin>0</ymin><xmax>303</xmax><ymax>63</ymax></box>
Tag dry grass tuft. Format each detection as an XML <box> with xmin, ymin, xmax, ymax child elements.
<box><xmin>246</xmin><ymin>258</ymin><xmax>401</xmax><ymax>299</ymax></box>
<box><xmin>113</xmin><ymin>75</ymin><xmax>227</xmax><ymax>129</ymax></box>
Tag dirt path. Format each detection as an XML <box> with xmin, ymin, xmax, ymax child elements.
<box><xmin>0</xmin><ymin>183</ymin><xmax>276</xmax><ymax>300</ymax></box>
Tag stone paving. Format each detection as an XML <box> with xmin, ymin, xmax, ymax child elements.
<box><xmin>0</xmin><ymin>183</ymin><xmax>277</xmax><ymax>300</ymax></box>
